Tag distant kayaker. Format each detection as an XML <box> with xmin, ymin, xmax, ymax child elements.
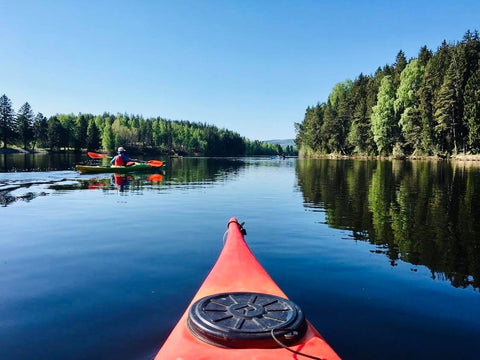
<box><xmin>111</xmin><ymin>147</ymin><xmax>134</xmax><ymax>166</ymax></box>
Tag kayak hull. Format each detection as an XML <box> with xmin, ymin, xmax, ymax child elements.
<box><xmin>155</xmin><ymin>218</ymin><xmax>340</xmax><ymax>360</ymax></box>
<box><xmin>76</xmin><ymin>163</ymin><xmax>158</xmax><ymax>174</ymax></box>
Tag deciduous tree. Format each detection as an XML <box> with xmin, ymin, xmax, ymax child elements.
<box><xmin>395</xmin><ymin>59</ymin><xmax>425</xmax><ymax>153</ymax></box>
<box><xmin>371</xmin><ymin>76</ymin><xmax>397</xmax><ymax>155</ymax></box>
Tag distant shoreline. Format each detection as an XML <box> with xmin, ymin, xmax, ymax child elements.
<box><xmin>300</xmin><ymin>153</ymin><xmax>480</xmax><ymax>162</ymax></box>
<box><xmin>2</xmin><ymin>147</ymin><xmax>480</xmax><ymax>161</ymax></box>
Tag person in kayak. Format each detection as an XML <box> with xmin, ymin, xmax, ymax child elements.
<box><xmin>111</xmin><ymin>147</ymin><xmax>134</xmax><ymax>166</ymax></box>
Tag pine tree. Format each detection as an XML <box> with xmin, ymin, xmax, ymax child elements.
<box><xmin>308</xmin><ymin>104</ymin><xmax>324</xmax><ymax>152</ymax></box>
<box><xmin>419</xmin><ymin>41</ymin><xmax>452</xmax><ymax>154</ymax></box>
<box><xmin>461</xmin><ymin>30</ymin><xmax>480</xmax><ymax>83</ymax></box>
<box><xmin>393</xmin><ymin>50</ymin><xmax>408</xmax><ymax>88</ymax></box>
<box><xmin>47</xmin><ymin>116</ymin><xmax>63</xmax><ymax>150</ymax></box>
<box><xmin>347</xmin><ymin>74</ymin><xmax>370</xmax><ymax>154</ymax></box>
<box><xmin>463</xmin><ymin>66</ymin><xmax>480</xmax><ymax>152</ymax></box>
<box><xmin>321</xmin><ymin>101</ymin><xmax>338</xmax><ymax>153</ymax></box>
<box><xmin>86</xmin><ymin>119</ymin><xmax>101</xmax><ymax>151</ymax></box>
<box><xmin>0</xmin><ymin>94</ymin><xmax>16</xmax><ymax>149</ymax></box>
<box><xmin>418</xmin><ymin>45</ymin><xmax>433</xmax><ymax>67</ymax></box>
<box><xmin>75</xmin><ymin>114</ymin><xmax>88</xmax><ymax>151</ymax></box>
<box><xmin>32</xmin><ymin>113</ymin><xmax>48</xmax><ymax>150</ymax></box>
<box><xmin>459</xmin><ymin>30</ymin><xmax>480</xmax><ymax>152</ymax></box>
<box><xmin>295</xmin><ymin>104</ymin><xmax>324</xmax><ymax>153</ymax></box>
<box><xmin>322</xmin><ymin>81</ymin><xmax>352</xmax><ymax>154</ymax></box>
<box><xmin>434</xmin><ymin>59</ymin><xmax>460</xmax><ymax>154</ymax></box>
<box><xmin>16</xmin><ymin>102</ymin><xmax>35</xmax><ymax>150</ymax></box>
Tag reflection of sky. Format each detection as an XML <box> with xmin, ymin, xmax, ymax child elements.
<box><xmin>296</xmin><ymin>159</ymin><xmax>480</xmax><ymax>293</ymax></box>
<box><xmin>0</xmin><ymin>157</ymin><xmax>247</xmax><ymax>206</ymax></box>
<box><xmin>1</xmin><ymin>158</ymin><xmax>480</xmax><ymax>360</ymax></box>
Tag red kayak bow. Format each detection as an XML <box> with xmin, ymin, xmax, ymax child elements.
<box><xmin>155</xmin><ymin>218</ymin><xmax>340</xmax><ymax>359</ymax></box>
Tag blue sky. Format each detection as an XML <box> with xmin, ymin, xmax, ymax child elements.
<box><xmin>1</xmin><ymin>1</ymin><xmax>479</xmax><ymax>140</ymax></box>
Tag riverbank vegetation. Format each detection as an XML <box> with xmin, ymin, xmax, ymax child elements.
<box><xmin>295</xmin><ymin>30</ymin><xmax>480</xmax><ymax>159</ymax></box>
<box><xmin>0</xmin><ymin>96</ymin><xmax>296</xmax><ymax>156</ymax></box>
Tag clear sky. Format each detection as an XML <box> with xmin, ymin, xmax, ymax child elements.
<box><xmin>1</xmin><ymin>1</ymin><xmax>479</xmax><ymax>140</ymax></box>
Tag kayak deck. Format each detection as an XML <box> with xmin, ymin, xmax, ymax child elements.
<box><xmin>155</xmin><ymin>218</ymin><xmax>340</xmax><ymax>359</ymax></box>
<box><xmin>75</xmin><ymin>163</ymin><xmax>158</xmax><ymax>174</ymax></box>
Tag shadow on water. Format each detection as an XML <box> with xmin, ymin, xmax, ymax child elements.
<box><xmin>296</xmin><ymin>158</ymin><xmax>480</xmax><ymax>291</ymax></box>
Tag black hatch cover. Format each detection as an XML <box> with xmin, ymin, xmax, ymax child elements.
<box><xmin>187</xmin><ymin>292</ymin><xmax>307</xmax><ymax>348</ymax></box>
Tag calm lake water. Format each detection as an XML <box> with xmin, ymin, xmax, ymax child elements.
<box><xmin>1</xmin><ymin>154</ymin><xmax>480</xmax><ymax>359</ymax></box>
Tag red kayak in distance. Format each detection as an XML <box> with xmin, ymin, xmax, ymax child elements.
<box><xmin>155</xmin><ymin>218</ymin><xmax>341</xmax><ymax>359</ymax></box>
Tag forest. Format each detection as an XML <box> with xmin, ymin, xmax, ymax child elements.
<box><xmin>295</xmin><ymin>30</ymin><xmax>480</xmax><ymax>158</ymax></box>
<box><xmin>0</xmin><ymin>97</ymin><xmax>296</xmax><ymax>157</ymax></box>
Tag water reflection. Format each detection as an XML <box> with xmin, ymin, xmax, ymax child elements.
<box><xmin>47</xmin><ymin>173</ymin><xmax>156</xmax><ymax>193</ymax></box>
<box><xmin>0</xmin><ymin>152</ymin><xmax>83</xmax><ymax>172</ymax></box>
<box><xmin>296</xmin><ymin>159</ymin><xmax>480</xmax><ymax>291</ymax></box>
<box><xmin>0</xmin><ymin>157</ymin><xmax>244</xmax><ymax>206</ymax></box>
<box><xmin>166</xmin><ymin>157</ymin><xmax>244</xmax><ymax>185</ymax></box>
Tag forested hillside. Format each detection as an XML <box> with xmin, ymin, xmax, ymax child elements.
<box><xmin>295</xmin><ymin>30</ymin><xmax>480</xmax><ymax>158</ymax></box>
<box><xmin>0</xmin><ymin>99</ymin><xmax>294</xmax><ymax>156</ymax></box>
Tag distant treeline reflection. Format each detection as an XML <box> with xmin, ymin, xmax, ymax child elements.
<box><xmin>296</xmin><ymin>159</ymin><xmax>480</xmax><ymax>290</ymax></box>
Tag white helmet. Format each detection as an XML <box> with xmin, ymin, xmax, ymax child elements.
<box><xmin>117</xmin><ymin>147</ymin><xmax>125</xmax><ymax>153</ymax></box>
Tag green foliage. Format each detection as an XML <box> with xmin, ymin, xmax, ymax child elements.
<box><xmin>296</xmin><ymin>29</ymin><xmax>480</xmax><ymax>157</ymax></box>
<box><xmin>434</xmin><ymin>59</ymin><xmax>461</xmax><ymax>154</ymax></box>
<box><xmin>323</xmin><ymin>81</ymin><xmax>352</xmax><ymax>154</ymax></box>
<box><xmin>418</xmin><ymin>41</ymin><xmax>452</xmax><ymax>154</ymax></box>
<box><xmin>300</xmin><ymin>104</ymin><xmax>324</xmax><ymax>152</ymax></box>
<box><xmin>347</xmin><ymin>74</ymin><xmax>376</xmax><ymax>154</ymax></box>
<box><xmin>393</xmin><ymin>50</ymin><xmax>408</xmax><ymax>88</ymax></box>
<box><xmin>371</xmin><ymin>75</ymin><xmax>397</xmax><ymax>155</ymax></box>
<box><xmin>463</xmin><ymin>66</ymin><xmax>480</xmax><ymax>151</ymax></box>
<box><xmin>16</xmin><ymin>102</ymin><xmax>35</xmax><ymax>150</ymax></box>
<box><xmin>112</xmin><ymin>117</ymin><xmax>137</xmax><ymax>148</ymax></box>
<box><xmin>395</xmin><ymin>59</ymin><xmax>425</xmax><ymax>152</ymax></box>
<box><xmin>75</xmin><ymin>115</ymin><xmax>88</xmax><ymax>151</ymax></box>
<box><xmin>33</xmin><ymin>113</ymin><xmax>48</xmax><ymax>150</ymax></box>
<box><xmin>0</xmin><ymin>93</ymin><xmax>287</xmax><ymax>156</ymax></box>
<box><xmin>245</xmin><ymin>140</ymin><xmax>282</xmax><ymax>155</ymax></box>
<box><xmin>86</xmin><ymin>119</ymin><xmax>101</xmax><ymax>151</ymax></box>
<box><xmin>0</xmin><ymin>94</ymin><xmax>16</xmax><ymax>149</ymax></box>
<box><xmin>58</xmin><ymin>114</ymin><xmax>77</xmax><ymax>150</ymax></box>
<box><xmin>417</xmin><ymin>45</ymin><xmax>433</xmax><ymax>67</ymax></box>
<box><xmin>102</xmin><ymin>121</ymin><xmax>115</xmax><ymax>152</ymax></box>
<box><xmin>47</xmin><ymin>116</ymin><xmax>63</xmax><ymax>150</ymax></box>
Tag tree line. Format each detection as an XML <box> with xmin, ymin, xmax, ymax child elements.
<box><xmin>295</xmin><ymin>30</ymin><xmax>480</xmax><ymax>157</ymax></box>
<box><xmin>0</xmin><ymin>96</ymin><xmax>297</xmax><ymax>156</ymax></box>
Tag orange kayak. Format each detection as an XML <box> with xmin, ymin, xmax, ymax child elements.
<box><xmin>155</xmin><ymin>218</ymin><xmax>341</xmax><ymax>360</ymax></box>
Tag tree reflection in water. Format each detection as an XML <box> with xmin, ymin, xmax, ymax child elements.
<box><xmin>296</xmin><ymin>159</ymin><xmax>480</xmax><ymax>290</ymax></box>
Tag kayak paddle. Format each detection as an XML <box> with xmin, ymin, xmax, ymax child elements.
<box><xmin>87</xmin><ymin>151</ymin><xmax>107</xmax><ymax>159</ymax></box>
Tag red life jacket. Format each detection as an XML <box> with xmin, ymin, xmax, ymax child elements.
<box><xmin>114</xmin><ymin>155</ymin><xmax>125</xmax><ymax>166</ymax></box>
